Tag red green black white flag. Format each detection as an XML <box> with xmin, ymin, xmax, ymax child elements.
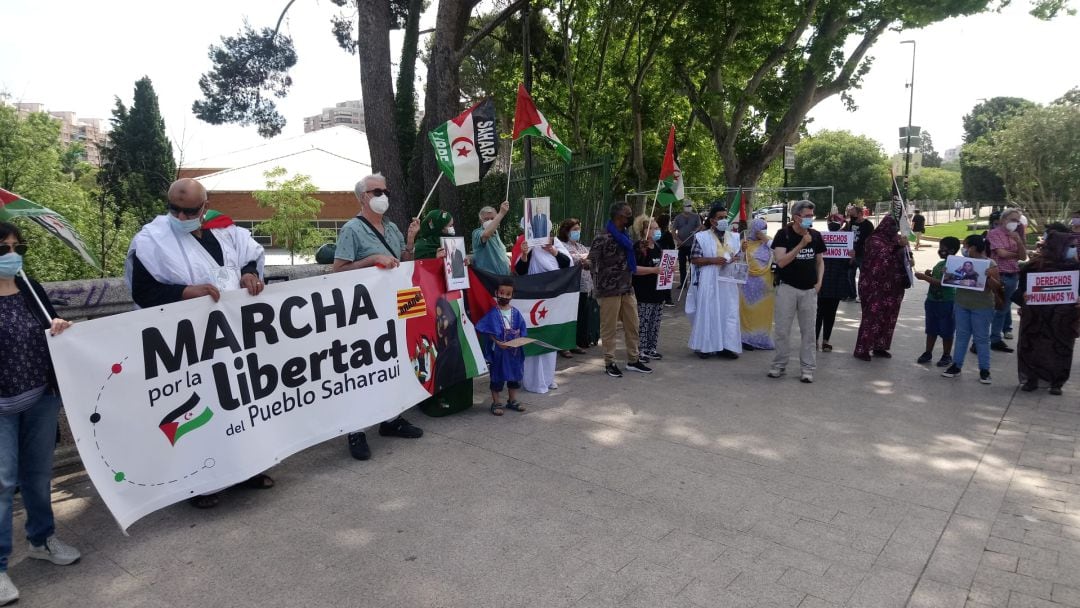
<box><xmin>0</xmin><ymin>187</ymin><xmax>101</xmax><ymax>270</ymax></box>
<box><xmin>512</xmin><ymin>84</ymin><xmax>572</xmax><ymax>163</ymax></box>
<box><xmin>656</xmin><ymin>125</ymin><xmax>684</xmax><ymax>206</ymax></box>
<box><xmin>428</xmin><ymin>99</ymin><xmax>499</xmax><ymax>186</ymax></box>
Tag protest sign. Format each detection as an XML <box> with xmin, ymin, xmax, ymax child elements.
<box><xmin>48</xmin><ymin>260</ymin><xmax>486</xmax><ymax>530</ymax></box>
<box><xmin>441</xmin><ymin>236</ymin><xmax>469</xmax><ymax>290</ymax></box>
<box><xmin>942</xmin><ymin>255</ymin><xmax>991</xmax><ymax>292</ymax></box>
<box><xmin>524</xmin><ymin>197</ymin><xmax>552</xmax><ymax>247</ymax></box>
<box><xmin>1026</xmin><ymin>270</ymin><xmax>1079</xmax><ymax>305</ymax></box>
<box><xmin>821</xmin><ymin>231</ymin><xmax>854</xmax><ymax>259</ymax></box>
<box><xmin>657</xmin><ymin>249</ymin><xmax>677</xmax><ymax>290</ymax></box>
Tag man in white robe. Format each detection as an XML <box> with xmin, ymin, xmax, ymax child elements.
<box><xmin>686</xmin><ymin>204</ymin><xmax>743</xmax><ymax>359</ymax></box>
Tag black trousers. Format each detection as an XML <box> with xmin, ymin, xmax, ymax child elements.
<box><xmin>816</xmin><ymin>296</ymin><xmax>842</xmax><ymax>342</ymax></box>
<box><xmin>677</xmin><ymin>244</ymin><xmax>692</xmax><ymax>285</ymax></box>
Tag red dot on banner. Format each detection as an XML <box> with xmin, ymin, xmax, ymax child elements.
<box><xmin>111</xmin><ymin>363</ymin><xmax>122</xmax><ymax>374</ymax></box>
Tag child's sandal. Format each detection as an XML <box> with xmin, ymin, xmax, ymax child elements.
<box><xmin>490</xmin><ymin>402</ymin><xmax>505</xmax><ymax>416</ymax></box>
<box><xmin>505</xmin><ymin>400</ymin><xmax>526</xmax><ymax>412</ymax></box>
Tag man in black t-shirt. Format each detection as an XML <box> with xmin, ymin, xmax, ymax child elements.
<box><xmin>842</xmin><ymin>206</ymin><xmax>874</xmax><ymax>301</ymax></box>
<box><xmin>912</xmin><ymin>209</ymin><xmax>926</xmax><ymax>249</ymax></box>
<box><xmin>770</xmin><ymin>200</ymin><xmax>826</xmax><ymax>383</ymax></box>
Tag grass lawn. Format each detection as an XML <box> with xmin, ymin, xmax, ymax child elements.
<box><xmin>924</xmin><ymin>218</ymin><xmax>988</xmax><ymax>240</ymax></box>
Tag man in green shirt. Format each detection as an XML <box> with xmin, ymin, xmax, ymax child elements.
<box><xmin>915</xmin><ymin>236</ymin><xmax>961</xmax><ymax>366</ymax></box>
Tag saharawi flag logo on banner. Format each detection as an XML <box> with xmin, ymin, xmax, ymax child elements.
<box><xmin>428</xmin><ymin>99</ymin><xmax>499</xmax><ymax>186</ymax></box>
<box><xmin>466</xmin><ymin>266</ymin><xmax>581</xmax><ymax>356</ymax></box>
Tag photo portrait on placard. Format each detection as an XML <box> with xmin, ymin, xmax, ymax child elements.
<box><xmin>524</xmin><ymin>196</ymin><xmax>552</xmax><ymax>247</ymax></box>
<box><xmin>942</xmin><ymin>255</ymin><xmax>990</xmax><ymax>291</ymax></box>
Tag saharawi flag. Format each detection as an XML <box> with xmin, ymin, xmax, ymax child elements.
<box><xmin>428</xmin><ymin>99</ymin><xmax>499</xmax><ymax>186</ymax></box>
<box><xmin>656</xmin><ymin>125</ymin><xmax>684</xmax><ymax>206</ymax></box>
<box><xmin>466</xmin><ymin>266</ymin><xmax>580</xmax><ymax>356</ymax></box>
<box><xmin>512</xmin><ymin>84</ymin><xmax>572</xmax><ymax>164</ymax></box>
<box><xmin>0</xmin><ymin>187</ymin><xmax>101</xmax><ymax>270</ymax></box>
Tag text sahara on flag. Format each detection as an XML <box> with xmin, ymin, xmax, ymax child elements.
<box><xmin>428</xmin><ymin>99</ymin><xmax>499</xmax><ymax>186</ymax></box>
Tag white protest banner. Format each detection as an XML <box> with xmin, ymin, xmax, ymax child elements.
<box><xmin>48</xmin><ymin>260</ymin><xmax>486</xmax><ymax>530</ymax></box>
<box><xmin>657</xmin><ymin>249</ymin><xmax>677</xmax><ymax>290</ymax></box>
<box><xmin>822</xmin><ymin>231</ymin><xmax>854</xmax><ymax>259</ymax></box>
<box><xmin>1026</xmin><ymin>270</ymin><xmax>1079</xmax><ymax>305</ymax></box>
<box><xmin>440</xmin><ymin>236</ymin><xmax>470</xmax><ymax>291</ymax></box>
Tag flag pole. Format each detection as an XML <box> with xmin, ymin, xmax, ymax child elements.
<box><xmin>415</xmin><ymin>172</ymin><xmax>445</xmax><ymax>219</ymax></box>
<box><xmin>504</xmin><ymin>138</ymin><xmax>516</xmax><ymax>202</ymax></box>
<box><xmin>18</xmin><ymin>269</ymin><xmax>53</xmax><ymax>323</ymax></box>
<box><xmin>647</xmin><ymin>180</ymin><xmax>663</xmax><ymax>223</ymax></box>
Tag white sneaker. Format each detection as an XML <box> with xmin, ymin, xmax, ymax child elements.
<box><xmin>27</xmin><ymin>536</ymin><xmax>80</xmax><ymax>565</ymax></box>
<box><xmin>0</xmin><ymin>572</ymin><xmax>17</xmax><ymax>606</ymax></box>
<box><xmin>548</xmin><ymin>382</ymin><xmax>558</xmax><ymax>390</ymax></box>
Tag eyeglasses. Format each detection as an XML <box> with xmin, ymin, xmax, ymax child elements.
<box><xmin>0</xmin><ymin>243</ymin><xmax>27</xmax><ymax>256</ymax></box>
<box><xmin>365</xmin><ymin>188</ymin><xmax>391</xmax><ymax>197</ymax></box>
<box><xmin>167</xmin><ymin>202</ymin><xmax>206</xmax><ymax>217</ymax></box>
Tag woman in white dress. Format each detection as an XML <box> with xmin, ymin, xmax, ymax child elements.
<box><xmin>514</xmin><ymin>237</ymin><xmax>571</xmax><ymax>393</ymax></box>
<box><xmin>686</xmin><ymin>203</ymin><xmax>743</xmax><ymax>359</ymax></box>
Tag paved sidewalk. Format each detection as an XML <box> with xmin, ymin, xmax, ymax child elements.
<box><xmin>8</xmin><ymin>244</ymin><xmax>1080</xmax><ymax>608</ymax></box>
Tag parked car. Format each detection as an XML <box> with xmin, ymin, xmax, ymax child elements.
<box><xmin>752</xmin><ymin>205</ymin><xmax>786</xmax><ymax>222</ymax></box>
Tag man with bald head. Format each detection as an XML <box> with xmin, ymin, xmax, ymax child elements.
<box><xmin>125</xmin><ymin>178</ymin><xmax>274</xmax><ymax>508</ymax></box>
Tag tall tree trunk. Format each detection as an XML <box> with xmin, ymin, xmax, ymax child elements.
<box><xmin>356</xmin><ymin>0</ymin><xmax>407</xmax><ymax>229</ymax></box>
<box><xmin>630</xmin><ymin>90</ymin><xmax>647</xmax><ymax>191</ymax></box>
<box><xmin>395</xmin><ymin>0</ymin><xmax>423</xmax><ymax>182</ymax></box>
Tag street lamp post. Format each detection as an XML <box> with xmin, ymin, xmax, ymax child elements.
<box><xmin>901</xmin><ymin>39</ymin><xmax>916</xmax><ymax>204</ymax></box>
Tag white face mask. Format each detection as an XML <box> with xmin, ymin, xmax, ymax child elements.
<box><xmin>1005</xmin><ymin>221</ymin><xmax>1019</xmax><ymax>232</ymax></box>
<box><xmin>369</xmin><ymin>194</ymin><xmax>389</xmax><ymax>215</ymax></box>
<box><xmin>482</xmin><ymin>220</ymin><xmax>494</xmax><ymax>230</ymax></box>
<box><xmin>444</xmin><ymin>226</ymin><xmax>455</xmax><ymax>236</ymax></box>
<box><xmin>169</xmin><ymin>214</ymin><xmax>202</xmax><ymax>234</ymax></box>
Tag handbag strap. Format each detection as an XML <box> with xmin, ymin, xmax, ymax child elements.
<box><xmin>356</xmin><ymin>215</ymin><xmax>400</xmax><ymax>259</ymax></box>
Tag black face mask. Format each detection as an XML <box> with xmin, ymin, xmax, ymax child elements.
<box><xmin>939</xmin><ymin>251</ymin><xmax>949</xmax><ymax>259</ymax></box>
<box><xmin>496</xmin><ymin>297</ymin><xmax>512</xmax><ymax>306</ymax></box>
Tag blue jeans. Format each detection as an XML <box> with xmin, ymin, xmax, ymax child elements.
<box><xmin>990</xmin><ymin>273</ymin><xmax>1019</xmax><ymax>342</ymax></box>
<box><xmin>0</xmin><ymin>392</ymin><xmax>60</xmax><ymax>572</ymax></box>
<box><xmin>952</xmin><ymin>305</ymin><xmax>993</xmax><ymax>371</ymax></box>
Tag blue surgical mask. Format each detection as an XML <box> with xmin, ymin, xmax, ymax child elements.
<box><xmin>569</xmin><ymin>230</ymin><xmax>581</xmax><ymax>242</ymax></box>
<box><xmin>652</xmin><ymin>230</ymin><xmax>662</xmax><ymax>241</ymax></box>
<box><xmin>1067</xmin><ymin>247</ymin><xmax>1078</xmax><ymax>261</ymax></box>
<box><xmin>961</xmin><ymin>248</ymin><xmax>969</xmax><ymax>257</ymax></box>
<box><xmin>444</xmin><ymin>227</ymin><xmax>455</xmax><ymax>236</ymax></box>
<box><xmin>800</xmin><ymin>218</ymin><xmax>814</xmax><ymax>229</ymax></box>
<box><xmin>169</xmin><ymin>214</ymin><xmax>202</xmax><ymax>234</ymax></box>
<box><xmin>0</xmin><ymin>253</ymin><xmax>22</xmax><ymax>278</ymax></box>
<box><xmin>715</xmin><ymin>219</ymin><xmax>729</xmax><ymax>232</ymax></box>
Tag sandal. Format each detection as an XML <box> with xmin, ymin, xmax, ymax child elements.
<box><xmin>821</xmin><ymin>343</ymin><xmax>833</xmax><ymax>352</ymax></box>
<box><xmin>490</xmin><ymin>402</ymin><xmax>505</xmax><ymax>416</ymax></box>
<box><xmin>241</xmin><ymin>473</ymin><xmax>275</xmax><ymax>490</ymax></box>
<box><xmin>560</xmin><ymin>350</ymin><xmax>574</xmax><ymax>359</ymax></box>
<box><xmin>571</xmin><ymin>347</ymin><xmax>587</xmax><ymax>354</ymax></box>
<box><xmin>188</xmin><ymin>493</ymin><xmax>220</xmax><ymax>509</ymax></box>
<box><xmin>505</xmin><ymin>400</ymin><xmax>526</xmax><ymax>412</ymax></box>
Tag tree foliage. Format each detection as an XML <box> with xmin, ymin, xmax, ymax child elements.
<box><xmin>959</xmin><ymin>96</ymin><xmax>1036</xmax><ymax>202</ymax></box>
<box><xmin>918</xmin><ymin>130</ymin><xmax>942</xmax><ymax>168</ymax></box>
<box><xmin>791</xmin><ymin>130</ymin><xmax>890</xmax><ymax>213</ymax></box>
<box><xmin>909</xmin><ymin>167</ymin><xmax>961</xmax><ymax>202</ymax></box>
<box><xmin>253</xmin><ymin>167</ymin><xmax>335</xmax><ymax>264</ymax></box>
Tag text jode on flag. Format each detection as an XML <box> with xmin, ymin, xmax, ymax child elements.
<box><xmin>428</xmin><ymin>99</ymin><xmax>499</xmax><ymax>186</ymax></box>
<box><xmin>48</xmin><ymin>260</ymin><xmax>486</xmax><ymax>530</ymax></box>
<box><xmin>467</xmin><ymin>266</ymin><xmax>580</xmax><ymax>356</ymax></box>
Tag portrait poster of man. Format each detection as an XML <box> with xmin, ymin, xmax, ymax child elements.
<box><xmin>942</xmin><ymin>255</ymin><xmax>990</xmax><ymax>291</ymax></box>
<box><xmin>441</xmin><ymin>236</ymin><xmax>469</xmax><ymax>290</ymax></box>
<box><xmin>524</xmin><ymin>196</ymin><xmax>552</xmax><ymax>247</ymax></box>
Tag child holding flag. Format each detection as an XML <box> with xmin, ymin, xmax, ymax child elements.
<box><xmin>476</xmin><ymin>279</ymin><xmax>528</xmax><ymax>416</ymax></box>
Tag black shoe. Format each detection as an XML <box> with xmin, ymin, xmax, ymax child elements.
<box><xmin>625</xmin><ymin>360</ymin><xmax>653</xmax><ymax>374</ymax></box>
<box><xmin>917</xmin><ymin>352</ymin><xmax>933</xmax><ymax>364</ymax></box>
<box><xmin>605</xmin><ymin>362</ymin><xmax>623</xmax><ymax>378</ymax></box>
<box><xmin>347</xmin><ymin>432</ymin><xmax>371</xmax><ymax>460</ymax></box>
<box><xmin>991</xmin><ymin>341</ymin><xmax>1014</xmax><ymax>353</ymax></box>
<box><xmin>696</xmin><ymin>352</ymin><xmax>712</xmax><ymax>359</ymax></box>
<box><xmin>1021</xmin><ymin>381</ymin><xmax>1038</xmax><ymax>392</ymax></box>
<box><xmin>379</xmin><ymin>417</ymin><xmax>423</xmax><ymax>439</ymax></box>
<box><xmin>1050</xmin><ymin>387</ymin><xmax>1063</xmax><ymax>396</ymax></box>
<box><xmin>871</xmin><ymin>349</ymin><xmax>892</xmax><ymax>358</ymax></box>
<box><xmin>638</xmin><ymin>354</ymin><xmax>650</xmax><ymax>363</ymax></box>
<box><xmin>645</xmin><ymin>350</ymin><xmax>663</xmax><ymax>360</ymax></box>
<box><xmin>941</xmin><ymin>365</ymin><xmax>962</xmax><ymax>378</ymax></box>
<box><xmin>717</xmin><ymin>350</ymin><xmax>739</xmax><ymax>360</ymax></box>
<box><xmin>979</xmin><ymin>369</ymin><xmax>992</xmax><ymax>384</ymax></box>
<box><xmin>742</xmin><ymin>343</ymin><xmax>756</xmax><ymax>351</ymax></box>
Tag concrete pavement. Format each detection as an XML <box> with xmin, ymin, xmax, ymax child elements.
<box><xmin>8</xmin><ymin>241</ymin><xmax>1080</xmax><ymax>608</ymax></box>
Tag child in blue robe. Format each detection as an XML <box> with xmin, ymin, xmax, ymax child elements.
<box><xmin>476</xmin><ymin>279</ymin><xmax>528</xmax><ymax>415</ymax></box>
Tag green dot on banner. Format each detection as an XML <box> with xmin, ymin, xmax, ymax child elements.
<box><xmin>114</xmin><ymin>472</ymin><xmax>125</xmax><ymax>482</ymax></box>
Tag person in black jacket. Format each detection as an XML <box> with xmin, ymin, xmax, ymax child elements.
<box><xmin>0</xmin><ymin>222</ymin><xmax>80</xmax><ymax>605</ymax></box>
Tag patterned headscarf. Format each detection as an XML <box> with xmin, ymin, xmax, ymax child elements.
<box><xmin>748</xmin><ymin>217</ymin><xmax>768</xmax><ymax>240</ymax></box>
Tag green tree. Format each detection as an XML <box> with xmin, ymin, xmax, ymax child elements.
<box><xmin>960</xmin><ymin>96</ymin><xmax>1037</xmax><ymax>203</ymax></box>
<box><xmin>791</xmin><ymin>130</ymin><xmax>890</xmax><ymax>214</ymax></box>
<box><xmin>909</xmin><ymin>167</ymin><xmax>961</xmax><ymax>202</ymax></box>
<box><xmin>918</xmin><ymin>130</ymin><xmax>942</xmax><ymax>168</ymax></box>
<box><xmin>99</xmin><ymin>77</ymin><xmax>177</xmax><ymax>224</ymax></box>
<box><xmin>975</xmin><ymin>102</ymin><xmax>1080</xmax><ymax>226</ymax></box>
<box><xmin>253</xmin><ymin>167</ymin><xmax>335</xmax><ymax>265</ymax></box>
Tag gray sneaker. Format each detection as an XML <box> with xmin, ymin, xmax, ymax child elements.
<box><xmin>27</xmin><ymin>536</ymin><xmax>80</xmax><ymax>566</ymax></box>
<box><xmin>767</xmin><ymin>368</ymin><xmax>785</xmax><ymax>378</ymax></box>
<box><xmin>0</xmin><ymin>572</ymin><xmax>17</xmax><ymax>606</ymax></box>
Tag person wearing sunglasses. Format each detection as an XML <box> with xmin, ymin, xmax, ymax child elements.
<box><xmin>0</xmin><ymin>222</ymin><xmax>80</xmax><ymax>605</ymax></box>
<box><xmin>124</xmin><ymin>178</ymin><xmax>274</xmax><ymax>509</ymax></box>
<box><xmin>332</xmin><ymin>173</ymin><xmax>423</xmax><ymax>462</ymax></box>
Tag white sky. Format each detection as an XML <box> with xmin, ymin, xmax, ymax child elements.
<box><xmin>1</xmin><ymin>0</ymin><xmax>1077</xmax><ymax>164</ymax></box>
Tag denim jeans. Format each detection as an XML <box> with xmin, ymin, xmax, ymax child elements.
<box><xmin>990</xmin><ymin>272</ymin><xmax>1020</xmax><ymax>342</ymax></box>
<box><xmin>952</xmin><ymin>305</ymin><xmax>993</xmax><ymax>371</ymax></box>
<box><xmin>0</xmin><ymin>392</ymin><xmax>60</xmax><ymax>572</ymax></box>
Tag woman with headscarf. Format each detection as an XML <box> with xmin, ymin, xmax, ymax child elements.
<box><xmin>853</xmin><ymin>215</ymin><xmax>909</xmax><ymax>361</ymax></box>
<box><xmin>686</xmin><ymin>204</ymin><xmax>743</xmax><ymax>359</ymax></box>
<box><xmin>515</xmin><ymin>234</ymin><xmax>571</xmax><ymax>393</ymax></box>
<box><xmin>739</xmin><ymin>217</ymin><xmax>775</xmax><ymax>351</ymax></box>
<box><xmin>815</xmin><ymin>215</ymin><xmax>854</xmax><ymax>352</ymax></box>
<box><xmin>413</xmin><ymin>210</ymin><xmax>474</xmax><ymax>416</ymax></box>
<box><xmin>1014</xmin><ymin>232</ymin><xmax>1080</xmax><ymax>395</ymax></box>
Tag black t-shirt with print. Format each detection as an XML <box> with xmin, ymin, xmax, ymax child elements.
<box><xmin>772</xmin><ymin>225</ymin><xmax>826</xmax><ymax>290</ymax></box>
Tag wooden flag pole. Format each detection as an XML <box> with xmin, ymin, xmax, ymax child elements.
<box><xmin>504</xmin><ymin>138</ymin><xmax>516</xmax><ymax>202</ymax></box>
<box><xmin>415</xmin><ymin>172</ymin><xmax>445</xmax><ymax>219</ymax></box>
<box><xmin>647</xmin><ymin>179</ymin><xmax>663</xmax><ymax>223</ymax></box>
